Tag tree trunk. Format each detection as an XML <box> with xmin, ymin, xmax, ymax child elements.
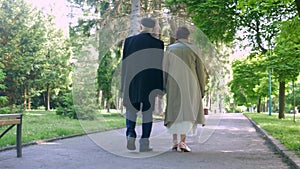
<box><xmin>116</xmin><ymin>95</ymin><xmax>119</xmax><ymax>110</ymax></box>
<box><xmin>27</xmin><ymin>98</ymin><xmax>31</xmax><ymax>110</ymax></box>
<box><xmin>257</xmin><ymin>96</ymin><xmax>261</xmax><ymax>113</ymax></box>
<box><xmin>106</xmin><ymin>99</ymin><xmax>110</xmax><ymax>112</ymax></box>
<box><xmin>209</xmin><ymin>92</ymin><xmax>212</xmax><ymax>110</ymax></box>
<box><xmin>261</xmin><ymin>102</ymin><xmax>264</xmax><ymax>112</ymax></box>
<box><xmin>24</xmin><ymin>86</ymin><xmax>27</xmax><ymax>109</ymax></box>
<box><xmin>152</xmin><ymin>1</ymin><xmax>164</xmax><ymax>115</ymax></box>
<box><xmin>120</xmin><ymin>98</ymin><xmax>124</xmax><ymax>113</ymax></box>
<box><xmin>206</xmin><ymin>92</ymin><xmax>210</xmax><ymax>108</ymax></box>
<box><xmin>154</xmin><ymin>95</ymin><xmax>164</xmax><ymax>115</ymax></box>
<box><xmin>46</xmin><ymin>84</ymin><xmax>51</xmax><ymax>111</ymax></box>
<box><xmin>153</xmin><ymin>0</ymin><xmax>162</xmax><ymax>39</ymax></box>
<box><xmin>129</xmin><ymin>0</ymin><xmax>140</xmax><ymax>36</ymax></box>
<box><xmin>168</xmin><ymin>17</ymin><xmax>177</xmax><ymax>44</ymax></box>
<box><xmin>98</xmin><ymin>89</ymin><xmax>102</xmax><ymax>106</ymax></box>
<box><xmin>27</xmin><ymin>85</ymin><xmax>31</xmax><ymax>110</ymax></box>
<box><xmin>104</xmin><ymin>100</ymin><xmax>107</xmax><ymax>111</ymax></box>
<box><xmin>278</xmin><ymin>81</ymin><xmax>285</xmax><ymax>119</ymax></box>
<box><xmin>219</xmin><ymin>94</ymin><xmax>223</xmax><ymax>113</ymax></box>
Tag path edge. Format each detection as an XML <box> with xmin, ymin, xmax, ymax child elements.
<box><xmin>245</xmin><ymin>114</ymin><xmax>300</xmax><ymax>169</ymax></box>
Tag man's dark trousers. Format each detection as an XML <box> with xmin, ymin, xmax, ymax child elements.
<box><xmin>126</xmin><ymin>102</ymin><xmax>153</xmax><ymax>139</ymax></box>
<box><xmin>126</xmin><ymin>101</ymin><xmax>154</xmax><ymax>151</ymax></box>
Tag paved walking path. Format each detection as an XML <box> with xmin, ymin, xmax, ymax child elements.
<box><xmin>0</xmin><ymin>113</ymin><xmax>293</xmax><ymax>169</ymax></box>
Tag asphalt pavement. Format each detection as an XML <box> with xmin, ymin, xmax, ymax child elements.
<box><xmin>0</xmin><ymin>113</ymin><xmax>297</xmax><ymax>169</ymax></box>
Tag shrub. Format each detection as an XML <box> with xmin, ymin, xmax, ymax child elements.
<box><xmin>56</xmin><ymin>89</ymin><xmax>97</xmax><ymax>120</ymax></box>
<box><xmin>56</xmin><ymin>90</ymin><xmax>77</xmax><ymax>119</ymax></box>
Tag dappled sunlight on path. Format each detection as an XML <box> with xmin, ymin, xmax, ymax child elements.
<box><xmin>0</xmin><ymin>113</ymin><xmax>291</xmax><ymax>169</ymax></box>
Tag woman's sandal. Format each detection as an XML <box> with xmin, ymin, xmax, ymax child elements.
<box><xmin>172</xmin><ymin>144</ymin><xmax>178</xmax><ymax>151</ymax></box>
<box><xmin>179</xmin><ymin>142</ymin><xmax>191</xmax><ymax>152</ymax></box>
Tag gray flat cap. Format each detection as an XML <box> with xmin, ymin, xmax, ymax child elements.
<box><xmin>141</xmin><ymin>18</ymin><xmax>155</xmax><ymax>28</ymax></box>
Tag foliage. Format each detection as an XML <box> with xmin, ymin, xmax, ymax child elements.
<box><xmin>56</xmin><ymin>89</ymin><xmax>77</xmax><ymax>119</ymax></box>
<box><xmin>229</xmin><ymin>55</ymin><xmax>274</xmax><ymax>108</ymax></box>
<box><xmin>267</xmin><ymin>17</ymin><xmax>300</xmax><ymax>118</ymax></box>
<box><xmin>0</xmin><ymin>62</ymin><xmax>8</xmax><ymax>113</ymax></box>
<box><xmin>0</xmin><ymin>0</ymin><xmax>298</xmax><ymax>116</ymax></box>
<box><xmin>0</xmin><ymin>0</ymin><xmax>72</xmax><ymax>111</ymax></box>
<box><xmin>68</xmin><ymin>0</ymin><xmax>129</xmax><ymax>112</ymax></box>
<box><xmin>236</xmin><ymin>0</ymin><xmax>296</xmax><ymax>53</ymax></box>
<box><xmin>166</xmin><ymin>0</ymin><xmax>238</xmax><ymax>44</ymax></box>
<box><xmin>97</xmin><ymin>47</ymin><xmax>122</xmax><ymax>110</ymax></box>
<box><xmin>0</xmin><ymin>0</ymin><xmax>44</xmax><ymax>106</ymax></box>
<box><xmin>165</xmin><ymin>0</ymin><xmax>297</xmax><ymax>47</ymax></box>
<box><xmin>235</xmin><ymin>1</ymin><xmax>299</xmax><ymax>118</ymax></box>
<box><xmin>286</xmin><ymin>81</ymin><xmax>300</xmax><ymax>113</ymax></box>
<box><xmin>72</xmin><ymin>42</ymin><xmax>99</xmax><ymax>120</ymax></box>
<box><xmin>165</xmin><ymin>0</ymin><xmax>299</xmax><ymax>117</ymax></box>
<box><xmin>270</xmin><ymin>18</ymin><xmax>300</xmax><ymax>83</ymax></box>
<box><xmin>97</xmin><ymin>51</ymin><xmax>114</xmax><ymax>106</ymax></box>
<box><xmin>68</xmin><ymin>0</ymin><xmax>118</xmax><ymax>36</ymax></box>
<box><xmin>35</xmin><ymin>14</ymin><xmax>72</xmax><ymax>111</ymax></box>
<box><xmin>56</xmin><ymin>89</ymin><xmax>99</xmax><ymax>120</ymax></box>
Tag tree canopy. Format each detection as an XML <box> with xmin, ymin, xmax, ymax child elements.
<box><xmin>0</xmin><ymin>0</ymin><xmax>299</xmax><ymax>118</ymax></box>
<box><xmin>0</xmin><ymin>0</ymin><xmax>71</xmax><ymax>111</ymax></box>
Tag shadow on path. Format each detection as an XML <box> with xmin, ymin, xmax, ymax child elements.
<box><xmin>0</xmin><ymin>113</ymin><xmax>292</xmax><ymax>169</ymax></box>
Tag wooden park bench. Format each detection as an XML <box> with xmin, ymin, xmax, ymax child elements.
<box><xmin>0</xmin><ymin>114</ymin><xmax>22</xmax><ymax>157</ymax></box>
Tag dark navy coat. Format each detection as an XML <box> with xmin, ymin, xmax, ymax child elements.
<box><xmin>121</xmin><ymin>32</ymin><xmax>164</xmax><ymax>111</ymax></box>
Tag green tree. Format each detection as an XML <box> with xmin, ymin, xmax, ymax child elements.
<box><xmin>286</xmin><ymin>81</ymin><xmax>300</xmax><ymax>113</ymax></box>
<box><xmin>38</xmin><ymin>15</ymin><xmax>72</xmax><ymax>111</ymax></box>
<box><xmin>230</xmin><ymin>60</ymin><xmax>252</xmax><ymax>107</ymax></box>
<box><xmin>20</xmin><ymin>12</ymin><xmax>47</xmax><ymax>110</ymax></box>
<box><xmin>169</xmin><ymin>0</ymin><xmax>299</xmax><ymax>117</ymax></box>
<box><xmin>236</xmin><ymin>0</ymin><xmax>296</xmax><ymax>52</ymax></box>
<box><xmin>229</xmin><ymin>54</ymin><xmax>276</xmax><ymax>112</ymax></box>
<box><xmin>56</xmin><ymin>88</ymin><xmax>77</xmax><ymax>119</ymax></box>
<box><xmin>0</xmin><ymin>0</ymin><xmax>46</xmax><ymax>109</ymax></box>
<box><xmin>68</xmin><ymin>0</ymin><xmax>130</xmax><ymax>113</ymax></box>
<box><xmin>97</xmin><ymin>51</ymin><xmax>114</xmax><ymax>111</ymax></box>
<box><xmin>269</xmin><ymin>17</ymin><xmax>300</xmax><ymax>119</ymax></box>
<box><xmin>72</xmin><ymin>43</ymin><xmax>98</xmax><ymax>120</ymax></box>
<box><xmin>0</xmin><ymin>0</ymin><xmax>72</xmax><ymax>111</ymax></box>
<box><xmin>233</xmin><ymin>0</ymin><xmax>299</xmax><ymax>118</ymax></box>
<box><xmin>166</xmin><ymin>0</ymin><xmax>238</xmax><ymax>44</ymax></box>
<box><xmin>0</xmin><ymin>63</ymin><xmax>9</xmax><ymax>114</ymax></box>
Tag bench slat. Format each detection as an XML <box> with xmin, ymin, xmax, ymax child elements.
<box><xmin>0</xmin><ymin>119</ymin><xmax>21</xmax><ymax>126</ymax></box>
<box><xmin>0</xmin><ymin>114</ymin><xmax>22</xmax><ymax>119</ymax></box>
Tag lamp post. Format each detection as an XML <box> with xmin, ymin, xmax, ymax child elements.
<box><xmin>268</xmin><ymin>70</ymin><xmax>272</xmax><ymax>116</ymax></box>
<box><xmin>268</xmin><ymin>49</ymin><xmax>272</xmax><ymax>116</ymax></box>
<box><xmin>293</xmin><ymin>81</ymin><xmax>296</xmax><ymax>123</ymax></box>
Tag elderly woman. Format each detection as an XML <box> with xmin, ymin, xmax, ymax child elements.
<box><xmin>164</xmin><ymin>27</ymin><xmax>207</xmax><ymax>152</ymax></box>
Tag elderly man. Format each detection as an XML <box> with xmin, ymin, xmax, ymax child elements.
<box><xmin>121</xmin><ymin>18</ymin><xmax>164</xmax><ymax>152</ymax></box>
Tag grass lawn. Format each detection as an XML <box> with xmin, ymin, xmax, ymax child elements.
<box><xmin>244</xmin><ymin>113</ymin><xmax>300</xmax><ymax>157</ymax></box>
<box><xmin>0</xmin><ymin>110</ymin><xmax>135</xmax><ymax>148</ymax></box>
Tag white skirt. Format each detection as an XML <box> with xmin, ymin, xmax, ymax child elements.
<box><xmin>167</xmin><ymin>121</ymin><xmax>195</xmax><ymax>135</ymax></box>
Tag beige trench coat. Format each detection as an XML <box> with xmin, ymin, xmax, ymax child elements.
<box><xmin>163</xmin><ymin>39</ymin><xmax>207</xmax><ymax>127</ymax></box>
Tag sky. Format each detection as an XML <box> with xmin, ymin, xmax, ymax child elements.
<box><xmin>25</xmin><ymin>0</ymin><xmax>72</xmax><ymax>31</ymax></box>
